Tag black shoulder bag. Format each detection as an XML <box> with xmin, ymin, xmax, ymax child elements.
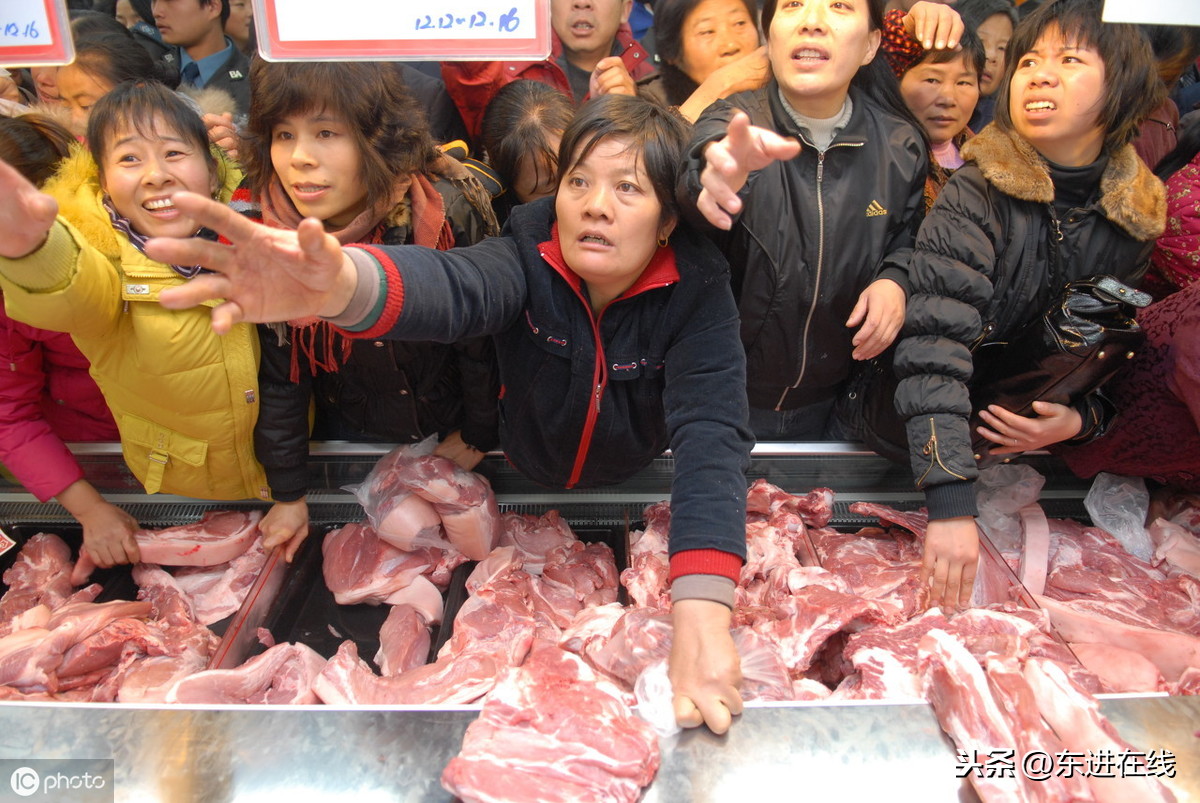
<box><xmin>968</xmin><ymin>274</ymin><xmax>1151</xmax><ymax>468</ymax></box>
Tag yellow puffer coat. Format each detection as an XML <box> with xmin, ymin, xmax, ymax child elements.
<box><xmin>0</xmin><ymin>145</ymin><xmax>269</xmax><ymax>500</ymax></box>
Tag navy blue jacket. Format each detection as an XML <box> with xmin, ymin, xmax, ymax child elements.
<box><xmin>342</xmin><ymin>199</ymin><xmax>752</xmax><ymax>563</ymax></box>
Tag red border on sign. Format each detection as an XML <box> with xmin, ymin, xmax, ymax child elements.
<box><xmin>0</xmin><ymin>0</ymin><xmax>73</xmax><ymax>66</ymax></box>
<box><xmin>257</xmin><ymin>2</ymin><xmax>551</xmax><ymax>62</ymax></box>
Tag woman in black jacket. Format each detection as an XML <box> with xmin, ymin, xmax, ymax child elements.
<box><xmin>678</xmin><ymin>0</ymin><xmax>961</xmax><ymax>440</ymax></box>
<box><xmin>149</xmin><ymin>94</ymin><xmax>755</xmax><ymax>737</ymax></box>
<box><xmin>876</xmin><ymin>0</ymin><xmax>1165</xmax><ymax>611</ymax></box>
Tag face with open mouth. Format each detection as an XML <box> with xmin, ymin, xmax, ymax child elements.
<box><xmin>270</xmin><ymin>112</ymin><xmax>369</xmax><ymax>228</ymax></box>
<box><xmin>555</xmin><ymin>136</ymin><xmax>675</xmax><ymax>312</ymax></box>
<box><xmin>98</xmin><ymin>115</ymin><xmax>217</xmax><ymax>239</ymax></box>
<box><xmin>899</xmin><ymin>54</ymin><xmax>979</xmax><ymax>146</ymax></box>
<box><xmin>1009</xmin><ymin>22</ymin><xmax>1106</xmax><ymax>167</ymax></box>
<box><xmin>551</xmin><ymin>0</ymin><xmax>633</xmax><ymax>70</ymax></box>
<box><xmin>766</xmin><ymin>0</ymin><xmax>880</xmax><ymax>119</ymax></box>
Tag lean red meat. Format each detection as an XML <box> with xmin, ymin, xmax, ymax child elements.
<box><xmin>71</xmin><ymin>510</ymin><xmax>263</xmax><ymax>584</ymax></box>
<box><xmin>374</xmin><ymin>604</ymin><xmax>431</xmax><ymax>676</ymax></box>
<box><xmin>440</xmin><ymin>646</ymin><xmax>660</xmax><ymax>803</ymax></box>
<box><xmin>321</xmin><ymin>522</ymin><xmax>443</xmax><ymax>605</ymax></box>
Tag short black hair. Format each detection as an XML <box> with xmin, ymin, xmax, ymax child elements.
<box><xmin>918</xmin><ymin>27</ymin><xmax>986</xmax><ymax>79</ymax></box>
<box><xmin>70</xmin><ymin>26</ymin><xmax>175</xmax><ymax>89</ymax></box>
<box><xmin>87</xmin><ymin>79</ymin><xmax>218</xmax><ymax>187</ymax></box>
<box><xmin>993</xmin><ymin>0</ymin><xmax>1163</xmax><ymax>154</ymax></box>
<box><xmin>555</xmin><ymin>93</ymin><xmax>691</xmax><ymax>225</ymax></box>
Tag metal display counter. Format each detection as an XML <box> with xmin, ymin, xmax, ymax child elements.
<box><xmin>0</xmin><ymin>444</ymin><xmax>1195</xmax><ymax>802</ymax></box>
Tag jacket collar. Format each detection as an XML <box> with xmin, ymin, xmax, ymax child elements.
<box><xmin>767</xmin><ymin>82</ymin><xmax>869</xmax><ymax>147</ymax></box>
<box><xmin>961</xmin><ymin>124</ymin><xmax>1166</xmax><ymax>242</ymax></box>
<box><xmin>539</xmin><ymin>222</ymin><xmax>679</xmax><ymax>303</ymax></box>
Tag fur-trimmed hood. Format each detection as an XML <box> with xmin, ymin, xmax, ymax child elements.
<box><xmin>961</xmin><ymin>124</ymin><xmax>1166</xmax><ymax>242</ymax></box>
<box><xmin>42</xmin><ymin>140</ymin><xmax>243</xmax><ymax>263</ymax></box>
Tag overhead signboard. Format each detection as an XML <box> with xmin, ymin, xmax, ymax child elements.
<box><xmin>0</xmin><ymin>0</ymin><xmax>73</xmax><ymax>67</ymax></box>
<box><xmin>1102</xmin><ymin>0</ymin><xmax>1200</xmax><ymax>25</ymax></box>
<box><xmin>253</xmin><ymin>0</ymin><xmax>551</xmax><ymax>61</ymax></box>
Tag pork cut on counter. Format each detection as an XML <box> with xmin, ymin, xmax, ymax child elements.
<box><xmin>166</xmin><ymin>642</ymin><xmax>327</xmax><ymax>704</ymax></box>
<box><xmin>0</xmin><ymin>533</ymin><xmax>75</xmax><ymax>633</ymax></box>
<box><xmin>70</xmin><ymin>510</ymin><xmax>263</xmax><ymax>584</ymax></box>
<box><xmin>441</xmin><ymin>645</ymin><xmax>660</xmax><ymax>803</ymax></box>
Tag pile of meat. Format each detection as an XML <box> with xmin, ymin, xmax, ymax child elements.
<box><xmin>3</xmin><ymin>466</ymin><xmax>1197</xmax><ymax>801</ymax></box>
<box><xmin>0</xmin><ymin>511</ymin><xmax>270</xmax><ymax>701</ymax></box>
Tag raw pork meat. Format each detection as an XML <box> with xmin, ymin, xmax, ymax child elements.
<box><xmin>0</xmin><ymin>534</ymin><xmax>75</xmax><ymax>632</ymax></box>
<box><xmin>314</xmin><ymin>640</ymin><xmax>504</xmax><ymax>705</ymax></box>
<box><xmin>919</xmin><ymin>628</ymin><xmax>1030</xmax><ymax>803</ymax></box>
<box><xmin>440</xmin><ymin>646</ymin><xmax>660</xmax><ymax>803</ymax></box>
<box><xmin>374</xmin><ymin>604</ymin><xmax>431</xmax><ymax>676</ymax></box>
<box><xmin>71</xmin><ymin>510</ymin><xmax>263</xmax><ymax>584</ymax></box>
<box><xmin>499</xmin><ymin>511</ymin><xmax>577</xmax><ymax>574</ymax></box>
<box><xmin>170</xmin><ymin>536</ymin><xmax>269</xmax><ymax>624</ymax></box>
<box><xmin>321</xmin><ymin>522</ymin><xmax>441</xmax><ymax>605</ymax></box>
<box><xmin>374</xmin><ymin>493</ymin><xmax>445</xmax><ymax>551</ymax></box>
<box><xmin>382</xmin><ymin>574</ymin><xmax>444</xmax><ymax>623</ymax></box>
<box><xmin>166</xmin><ymin>642</ymin><xmax>327</xmax><ymax>704</ymax></box>
<box><xmin>1023</xmin><ymin>658</ymin><xmax>1177</xmax><ymax>803</ymax></box>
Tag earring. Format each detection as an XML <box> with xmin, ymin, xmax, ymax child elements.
<box><xmin>657</xmin><ymin>235</ymin><xmax>669</xmax><ymax>248</ymax></box>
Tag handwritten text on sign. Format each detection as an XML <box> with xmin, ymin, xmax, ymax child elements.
<box><xmin>1</xmin><ymin>0</ymin><xmax>53</xmax><ymax>45</ymax></box>
<box><xmin>275</xmin><ymin>0</ymin><xmax>535</xmax><ymax>42</ymax></box>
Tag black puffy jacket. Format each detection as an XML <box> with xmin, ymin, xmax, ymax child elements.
<box><xmin>891</xmin><ymin>125</ymin><xmax>1166</xmax><ymax>519</ymax></box>
<box><xmin>678</xmin><ymin>83</ymin><xmax>927</xmax><ymax>411</ymax></box>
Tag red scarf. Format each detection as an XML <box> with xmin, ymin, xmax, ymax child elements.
<box><xmin>258</xmin><ymin>172</ymin><xmax>454</xmax><ymax>381</ymax></box>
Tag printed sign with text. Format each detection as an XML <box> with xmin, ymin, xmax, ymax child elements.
<box><xmin>254</xmin><ymin>0</ymin><xmax>550</xmax><ymax>61</ymax></box>
<box><xmin>0</xmin><ymin>0</ymin><xmax>72</xmax><ymax>67</ymax></box>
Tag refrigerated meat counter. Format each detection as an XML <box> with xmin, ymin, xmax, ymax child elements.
<box><xmin>0</xmin><ymin>443</ymin><xmax>1195</xmax><ymax>802</ymax></box>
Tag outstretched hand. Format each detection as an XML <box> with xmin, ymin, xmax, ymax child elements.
<box><xmin>145</xmin><ymin>192</ymin><xmax>357</xmax><ymax>334</ymax></box>
<box><xmin>696</xmin><ymin>111</ymin><xmax>801</xmax><ymax>230</ymax></box>
<box><xmin>0</xmin><ymin>158</ymin><xmax>59</xmax><ymax>259</ymax></box>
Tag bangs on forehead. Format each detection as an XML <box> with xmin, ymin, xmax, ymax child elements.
<box><xmin>561</xmin><ymin>133</ymin><xmax>643</xmax><ymax>178</ymax></box>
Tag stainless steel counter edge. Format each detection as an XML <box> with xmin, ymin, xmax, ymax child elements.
<box><xmin>0</xmin><ymin>695</ymin><xmax>1195</xmax><ymax>802</ymax></box>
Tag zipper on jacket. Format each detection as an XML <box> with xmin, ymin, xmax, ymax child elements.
<box><xmin>775</xmin><ymin>140</ymin><xmax>863</xmax><ymax>411</ymax></box>
<box><xmin>566</xmin><ymin>308</ymin><xmax>609</xmax><ymax>489</ymax></box>
<box><xmin>917</xmin><ymin>417</ymin><xmax>970</xmax><ymax>486</ymax></box>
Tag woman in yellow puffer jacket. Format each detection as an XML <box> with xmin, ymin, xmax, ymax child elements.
<box><xmin>0</xmin><ymin>80</ymin><xmax>268</xmax><ymax>502</ymax></box>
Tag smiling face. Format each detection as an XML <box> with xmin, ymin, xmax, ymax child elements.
<box><xmin>900</xmin><ymin>52</ymin><xmax>980</xmax><ymax>146</ymax></box>
<box><xmin>98</xmin><ymin>115</ymin><xmax>216</xmax><ymax>238</ymax></box>
<box><xmin>555</xmin><ymin>136</ymin><xmax>675</xmax><ymax>312</ymax></box>
<box><xmin>766</xmin><ymin>0</ymin><xmax>880</xmax><ymax>119</ymax></box>
<box><xmin>1008</xmin><ymin>22</ymin><xmax>1106</xmax><ymax>167</ymax></box>
<box><xmin>57</xmin><ymin>64</ymin><xmax>115</xmax><ymax>138</ymax></box>
<box><xmin>676</xmin><ymin>0</ymin><xmax>760</xmax><ymax>85</ymax></box>
<box><xmin>551</xmin><ymin>0</ymin><xmax>633</xmax><ymax>72</ymax></box>
<box><xmin>270</xmin><ymin>111</ymin><xmax>369</xmax><ymax>228</ymax></box>
<box><xmin>976</xmin><ymin>12</ymin><xmax>1013</xmax><ymax>96</ymax></box>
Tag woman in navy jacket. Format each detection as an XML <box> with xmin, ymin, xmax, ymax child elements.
<box><xmin>145</xmin><ymin>94</ymin><xmax>755</xmax><ymax>736</ymax></box>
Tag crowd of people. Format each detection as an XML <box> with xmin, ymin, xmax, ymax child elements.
<box><xmin>1</xmin><ymin>0</ymin><xmax>1198</xmax><ymax>735</ymax></box>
